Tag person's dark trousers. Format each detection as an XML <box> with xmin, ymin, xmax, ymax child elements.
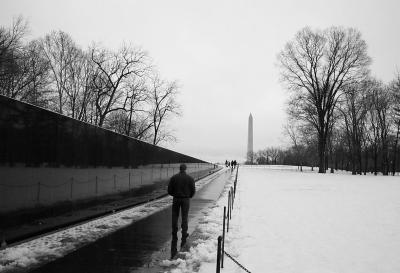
<box><xmin>171</xmin><ymin>197</ymin><xmax>190</xmax><ymax>258</ymax></box>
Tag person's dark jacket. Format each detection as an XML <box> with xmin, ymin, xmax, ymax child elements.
<box><xmin>168</xmin><ymin>172</ymin><xmax>195</xmax><ymax>198</ymax></box>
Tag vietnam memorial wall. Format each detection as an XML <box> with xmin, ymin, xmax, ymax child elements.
<box><xmin>0</xmin><ymin>95</ymin><xmax>213</xmax><ymax>213</ymax></box>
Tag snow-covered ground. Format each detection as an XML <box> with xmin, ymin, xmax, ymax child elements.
<box><xmin>0</xmin><ymin>169</ymin><xmax>223</xmax><ymax>273</ymax></box>
<box><xmin>166</xmin><ymin>166</ymin><xmax>400</xmax><ymax>273</ymax></box>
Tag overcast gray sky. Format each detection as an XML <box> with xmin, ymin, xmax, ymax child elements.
<box><xmin>1</xmin><ymin>0</ymin><xmax>399</xmax><ymax>162</ymax></box>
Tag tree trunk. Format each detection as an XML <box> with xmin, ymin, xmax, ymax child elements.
<box><xmin>364</xmin><ymin>149</ymin><xmax>368</xmax><ymax>175</ymax></box>
<box><xmin>382</xmin><ymin>141</ymin><xmax>389</xmax><ymax>176</ymax></box>
<box><xmin>351</xmin><ymin>149</ymin><xmax>357</xmax><ymax>175</ymax></box>
<box><xmin>318</xmin><ymin>135</ymin><xmax>326</xmax><ymax>173</ymax></box>
<box><xmin>350</xmin><ymin>134</ymin><xmax>357</xmax><ymax>175</ymax></box>
<box><xmin>392</xmin><ymin>127</ymin><xmax>399</xmax><ymax>176</ymax></box>
<box><xmin>373</xmin><ymin>145</ymin><xmax>378</xmax><ymax>176</ymax></box>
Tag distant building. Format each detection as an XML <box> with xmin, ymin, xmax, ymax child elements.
<box><xmin>247</xmin><ymin>113</ymin><xmax>254</xmax><ymax>164</ymax></box>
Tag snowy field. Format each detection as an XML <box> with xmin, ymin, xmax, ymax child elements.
<box><xmin>167</xmin><ymin>166</ymin><xmax>400</xmax><ymax>273</ymax></box>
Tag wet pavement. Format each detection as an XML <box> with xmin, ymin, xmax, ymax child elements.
<box><xmin>29</xmin><ymin>169</ymin><xmax>231</xmax><ymax>273</ymax></box>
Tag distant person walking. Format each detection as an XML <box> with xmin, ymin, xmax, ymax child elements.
<box><xmin>168</xmin><ymin>163</ymin><xmax>195</xmax><ymax>259</ymax></box>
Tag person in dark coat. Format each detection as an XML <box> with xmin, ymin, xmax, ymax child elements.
<box><xmin>168</xmin><ymin>163</ymin><xmax>195</xmax><ymax>259</ymax></box>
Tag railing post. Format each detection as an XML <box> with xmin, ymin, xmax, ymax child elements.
<box><xmin>222</xmin><ymin>206</ymin><xmax>226</xmax><ymax>268</ymax></box>
<box><xmin>216</xmin><ymin>236</ymin><xmax>222</xmax><ymax>273</ymax></box>
<box><xmin>114</xmin><ymin>174</ymin><xmax>116</xmax><ymax>190</ymax></box>
<box><xmin>231</xmin><ymin>186</ymin><xmax>234</xmax><ymax>210</ymax></box>
<box><xmin>228</xmin><ymin>191</ymin><xmax>231</xmax><ymax>219</ymax></box>
<box><xmin>234</xmin><ymin>167</ymin><xmax>238</xmax><ymax>197</ymax></box>
<box><xmin>227</xmin><ymin>193</ymin><xmax>230</xmax><ymax>232</ymax></box>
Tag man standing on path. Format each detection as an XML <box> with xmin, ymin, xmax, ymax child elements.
<box><xmin>168</xmin><ymin>163</ymin><xmax>195</xmax><ymax>259</ymax></box>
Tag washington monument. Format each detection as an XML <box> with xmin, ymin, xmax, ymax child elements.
<box><xmin>247</xmin><ymin>113</ymin><xmax>254</xmax><ymax>164</ymax></box>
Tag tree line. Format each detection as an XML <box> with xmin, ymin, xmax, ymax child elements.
<box><xmin>0</xmin><ymin>16</ymin><xmax>180</xmax><ymax>145</ymax></box>
<box><xmin>254</xmin><ymin>26</ymin><xmax>400</xmax><ymax>175</ymax></box>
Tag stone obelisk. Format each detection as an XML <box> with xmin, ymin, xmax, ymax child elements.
<box><xmin>247</xmin><ymin>113</ymin><xmax>253</xmax><ymax>164</ymax></box>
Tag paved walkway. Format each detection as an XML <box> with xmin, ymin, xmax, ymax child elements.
<box><xmin>29</xmin><ymin>169</ymin><xmax>231</xmax><ymax>273</ymax></box>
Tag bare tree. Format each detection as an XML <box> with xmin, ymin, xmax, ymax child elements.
<box><xmin>0</xmin><ymin>39</ymin><xmax>50</xmax><ymax>104</ymax></box>
<box><xmin>20</xmin><ymin>40</ymin><xmax>51</xmax><ymax>106</ymax></box>
<box><xmin>63</xmin><ymin>48</ymin><xmax>96</xmax><ymax>121</ymax></box>
<box><xmin>90</xmin><ymin>44</ymin><xmax>148</xmax><ymax>127</ymax></box>
<box><xmin>40</xmin><ymin>30</ymin><xmax>81</xmax><ymax>114</ymax></box>
<box><xmin>278</xmin><ymin>27</ymin><xmax>371</xmax><ymax>173</ymax></box>
<box><xmin>366</xmin><ymin>79</ymin><xmax>392</xmax><ymax>175</ymax></box>
<box><xmin>104</xmin><ymin>77</ymin><xmax>152</xmax><ymax>138</ymax></box>
<box><xmin>390</xmin><ymin>73</ymin><xmax>400</xmax><ymax>175</ymax></box>
<box><xmin>123</xmin><ymin>78</ymin><xmax>151</xmax><ymax>137</ymax></box>
<box><xmin>284</xmin><ymin>120</ymin><xmax>304</xmax><ymax>170</ymax></box>
<box><xmin>0</xmin><ymin>18</ymin><xmax>183</xmax><ymax>147</ymax></box>
<box><xmin>254</xmin><ymin>149</ymin><xmax>268</xmax><ymax>164</ymax></box>
<box><xmin>337</xmin><ymin>81</ymin><xmax>369</xmax><ymax>174</ymax></box>
<box><xmin>365</xmin><ymin>99</ymin><xmax>380</xmax><ymax>175</ymax></box>
<box><xmin>0</xmin><ymin>16</ymin><xmax>31</xmax><ymax>98</ymax></box>
<box><xmin>264</xmin><ymin>147</ymin><xmax>280</xmax><ymax>165</ymax></box>
<box><xmin>147</xmin><ymin>75</ymin><xmax>181</xmax><ymax>145</ymax></box>
<box><xmin>0</xmin><ymin>16</ymin><xmax>28</xmax><ymax>64</ymax></box>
